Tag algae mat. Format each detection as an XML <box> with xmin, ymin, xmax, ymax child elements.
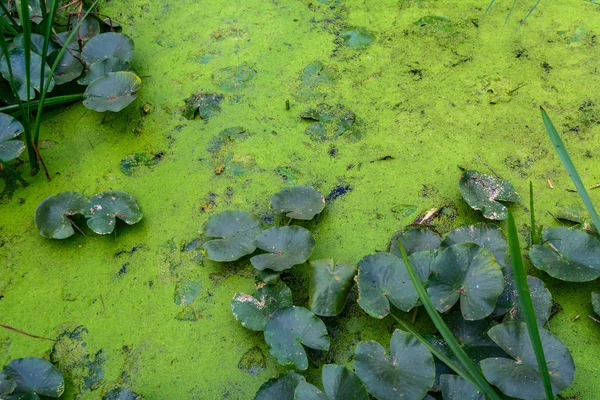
<box><xmin>2</xmin><ymin>0</ymin><xmax>600</xmax><ymax>398</ymax></box>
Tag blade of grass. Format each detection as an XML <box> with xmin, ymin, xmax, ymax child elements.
<box><xmin>529</xmin><ymin>181</ymin><xmax>538</xmax><ymax>245</ymax></box>
<box><xmin>0</xmin><ymin>1</ymin><xmax>21</xmax><ymax>32</ymax></box>
<box><xmin>520</xmin><ymin>0</ymin><xmax>541</xmax><ymax>27</ymax></box>
<box><xmin>482</xmin><ymin>0</ymin><xmax>496</xmax><ymax>19</ymax></box>
<box><xmin>504</xmin><ymin>0</ymin><xmax>518</xmax><ymax>25</ymax></box>
<box><xmin>541</xmin><ymin>107</ymin><xmax>600</xmax><ymax>233</ymax></box>
<box><xmin>397</xmin><ymin>240</ymin><xmax>502</xmax><ymax>400</ymax></box>
<box><xmin>507</xmin><ymin>211</ymin><xmax>553</xmax><ymax>400</ymax></box>
<box><xmin>0</xmin><ymin>93</ymin><xmax>84</xmax><ymax>115</ymax></box>
<box><xmin>39</xmin><ymin>0</ymin><xmax>59</xmax><ymax>102</ymax></box>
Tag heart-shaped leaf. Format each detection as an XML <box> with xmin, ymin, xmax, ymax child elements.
<box><xmin>49</xmin><ymin>50</ymin><xmax>84</xmax><ymax>85</ymax></box>
<box><xmin>493</xmin><ymin>274</ymin><xmax>552</xmax><ymax>325</ymax></box>
<box><xmin>340</xmin><ymin>28</ymin><xmax>375</xmax><ymax>48</ymax></box>
<box><xmin>356</xmin><ymin>251</ymin><xmax>431</xmax><ymax>318</ymax></box>
<box><xmin>592</xmin><ymin>292</ymin><xmax>600</xmax><ymax>317</ymax></box>
<box><xmin>1</xmin><ymin>357</ymin><xmax>65</xmax><ymax>399</ymax></box>
<box><xmin>231</xmin><ymin>281</ymin><xmax>293</xmax><ymax>331</ymax></box>
<box><xmin>202</xmin><ymin>210</ymin><xmax>261</xmax><ymax>262</ymax></box>
<box><xmin>427</xmin><ymin>243</ymin><xmax>504</xmax><ymax>320</ymax></box>
<box><xmin>14</xmin><ymin>33</ymin><xmax>58</xmax><ymax>56</ymax></box>
<box><xmin>440</xmin><ymin>374</ymin><xmax>484</xmax><ymax>400</ymax></box>
<box><xmin>263</xmin><ymin>306</ymin><xmax>330</xmax><ymax>370</ymax></box>
<box><xmin>293</xmin><ymin>382</ymin><xmax>328</xmax><ymax>400</ymax></box>
<box><xmin>309</xmin><ymin>259</ymin><xmax>356</xmax><ymax>317</ymax></box>
<box><xmin>34</xmin><ymin>192</ymin><xmax>87</xmax><ymax>239</ymax></box>
<box><xmin>254</xmin><ymin>372</ymin><xmax>305</xmax><ymax>400</ymax></box>
<box><xmin>389</xmin><ymin>226</ymin><xmax>441</xmax><ymax>257</ymax></box>
<box><xmin>480</xmin><ymin>322</ymin><xmax>575</xmax><ymax>399</ymax></box>
<box><xmin>83</xmin><ymin>71</ymin><xmax>141</xmax><ymax>112</ymax></box>
<box><xmin>183</xmin><ymin>92</ymin><xmax>224</xmax><ymax>120</ymax></box>
<box><xmin>293</xmin><ymin>365</ymin><xmax>368</xmax><ymax>400</ymax></box>
<box><xmin>250</xmin><ymin>226</ymin><xmax>316</xmax><ymax>272</ymax></box>
<box><xmin>103</xmin><ymin>387</ymin><xmax>144</xmax><ymax>400</ymax></box>
<box><xmin>0</xmin><ymin>48</ymin><xmax>55</xmax><ymax>100</ymax></box>
<box><xmin>459</xmin><ymin>170</ymin><xmax>520</xmax><ymax>221</ymax></box>
<box><xmin>83</xmin><ymin>190</ymin><xmax>143</xmax><ymax>234</ymax></box>
<box><xmin>270</xmin><ymin>186</ymin><xmax>325</xmax><ymax>220</ymax></box>
<box><xmin>442</xmin><ymin>311</ymin><xmax>507</xmax><ymax>362</ymax></box>
<box><xmin>82</xmin><ymin>32</ymin><xmax>134</xmax><ymax>64</ymax></box>
<box><xmin>0</xmin><ymin>112</ymin><xmax>25</xmax><ymax>161</ymax></box>
<box><xmin>529</xmin><ymin>227</ymin><xmax>600</xmax><ymax>282</ymax></box>
<box><xmin>78</xmin><ymin>57</ymin><xmax>130</xmax><ymax>85</ymax></box>
<box><xmin>354</xmin><ymin>329</ymin><xmax>435</xmax><ymax>400</ymax></box>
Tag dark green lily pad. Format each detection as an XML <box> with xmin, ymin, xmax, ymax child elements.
<box><xmin>83</xmin><ymin>190</ymin><xmax>143</xmax><ymax>235</ymax></box>
<box><xmin>389</xmin><ymin>226</ymin><xmax>442</xmax><ymax>257</ymax></box>
<box><xmin>183</xmin><ymin>92</ymin><xmax>224</xmax><ymax>120</ymax></box>
<box><xmin>231</xmin><ymin>281</ymin><xmax>293</xmax><ymax>331</ymax></box>
<box><xmin>78</xmin><ymin>57</ymin><xmax>130</xmax><ymax>85</ymax></box>
<box><xmin>174</xmin><ymin>281</ymin><xmax>202</xmax><ymax>306</ymax></box>
<box><xmin>0</xmin><ymin>371</ymin><xmax>17</xmax><ymax>395</ymax></box>
<box><xmin>428</xmin><ymin>243</ymin><xmax>504</xmax><ymax>320</ymax></box>
<box><xmin>49</xmin><ymin>50</ymin><xmax>84</xmax><ymax>85</ymax></box>
<box><xmin>82</xmin><ymin>32</ymin><xmax>134</xmax><ymax>64</ymax></box>
<box><xmin>256</xmin><ymin>269</ymin><xmax>280</xmax><ymax>284</ymax></box>
<box><xmin>1</xmin><ymin>357</ymin><xmax>65</xmax><ymax>399</ymax></box>
<box><xmin>443</xmin><ymin>311</ymin><xmax>506</xmax><ymax>363</ymax></box>
<box><xmin>0</xmin><ymin>48</ymin><xmax>55</xmax><ymax>100</ymax></box>
<box><xmin>263</xmin><ymin>306</ymin><xmax>330</xmax><ymax>370</ymax></box>
<box><xmin>270</xmin><ymin>186</ymin><xmax>325</xmax><ymax>220</ymax></box>
<box><xmin>34</xmin><ymin>192</ymin><xmax>87</xmax><ymax>239</ymax></box>
<box><xmin>441</xmin><ymin>223</ymin><xmax>510</xmax><ymax>273</ymax></box>
<box><xmin>212</xmin><ymin>63</ymin><xmax>256</xmax><ymax>91</ymax></box>
<box><xmin>309</xmin><ymin>259</ymin><xmax>356</xmax><ymax>317</ymax></box>
<box><xmin>294</xmin><ymin>382</ymin><xmax>328</xmax><ymax>400</ymax></box>
<box><xmin>0</xmin><ymin>112</ymin><xmax>25</xmax><ymax>162</ymax></box>
<box><xmin>354</xmin><ymin>329</ymin><xmax>435</xmax><ymax>400</ymax></box>
<box><xmin>300</xmin><ymin>103</ymin><xmax>357</xmax><ymax>140</ymax></box>
<box><xmin>356</xmin><ymin>251</ymin><xmax>432</xmax><ymax>318</ymax></box>
<box><xmin>592</xmin><ymin>292</ymin><xmax>600</xmax><ymax>317</ymax></box>
<box><xmin>83</xmin><ymin>71</ymin><xmax>141</xmax><ymax>112</ymax></box>
<box><xmin>529</xmin><ymin>227</ymin><xmax>600</xmax><ymax>282</ymax></box>
<box><xmin>300</xmin><ymin>61</ymin><xmax>336</xmax><ymax>89</ymax></box>
<box><xmin>254</xmin><ymin>372</ymin><xmax>305</xmax><ymax>400</ymax></box>
<box><xmin>103</xmin><ymin>387</ymin><xmax>144</xmax><ymax>400</ymax></box>
<box><xmin>493</xmin><ymin>274</ymin><xmax>552</xmax><ymax>325</ymax></box>
<box><xmin>250</xmin><ymin>226</ymin><xmax>316</xmax><ymax>272</ymax></box>
<box><xmin>120</xmin><ymin>152</ymin><xmax>162</xmax><ymax>176</ymax></box>
<box><xmin>51</xmin><ymin>31</ymin><xmax>80</xmax><ymax>51</ymax></box>
<box><xmin>340</xmin><ymin>28</ymin><xmax>375</xmax><ymax>48</ymax></box>
<box><xmin>459</xmin><ymin>170</ymin><xmax>520</xmax><ymax>221</ymax></box>
<box><xmin>72</xmin><ymin>15</ymin><xmax>100</xmax><ymax>43</ymax></box>
<box><xmin>321</xmin><ymin>364</ymin><xmax>368</xmax><ymax>400</ymax></box>
<box><xmin>440</xmin><ymin>375</ymin><xmax>484</xmax><ymax>400</ymax></box>
<box><xmin>14</xmin><ymin>33</ymin><xmax>57</xmax><ymax>56</ymax></box>
<box><xmin>202</xmin><ymin>210</ymin><xmax>261</xmax><ymax>262</ymax></box>
<box><xmin>480</xmin><ymin>322</ymin><xmax>575</xmax><ymax>399</ymax></box>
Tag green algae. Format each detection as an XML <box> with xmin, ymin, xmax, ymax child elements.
<box><xmin>0</xmin><ymin>0</ymin><xmax>599</xmax><ymax>398</ymax></box>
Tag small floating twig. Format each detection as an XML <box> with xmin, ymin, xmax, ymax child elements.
<box><xmin>0</xmin><ymin>323</ymin><xmax>55</xmax><ymax>341</ymax></box>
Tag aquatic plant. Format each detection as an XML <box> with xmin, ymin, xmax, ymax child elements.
<box><xmin>0</xmin><ymin>357</ymin><xmax>65</xmax><ymax>399</ymax></box>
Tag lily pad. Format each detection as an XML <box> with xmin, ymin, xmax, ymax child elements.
<box><xmin>299</xmin><ymin>61</ymin><xmax>336</xmax><ymax>89</ymax></box>
<box><xmin>83</xmin><ymin>190</ymin><xmax>143</xmax><ymax>235</ymax></box>
<box><xmin>389</xmin><ymin>226</ymin><xmax>442</xmax><ymax>257</ymax></box>
<box><xmin>1</xmin><ymin>357</ymin><xmax>65</xmax><ymax>399</ymax></box>
<box><xmin>71</xmin><ymin>15</ymin><xmax>100</xmax><ymax>43</ymax></box>
<box><xmin>263</xmin><ymin>306</ymin><xmax>330</xmax><ymax>370</ymax></box>
<box><xmin>480</xmin><ymin>322</ymin><xmax>575</xmax><ymax>399</ymax></box>
<box><xmin>14</xmin><ymin>33</ymin><xmax>57</xmax><ymax>56</ymax></box>
<box><xmin>34</xmin><ymin>192</ymin><xmax>87</xmax><ymax>239</ymax></box>
<box><xmin>83</xmin><ymin>71</ymin><xmax>141</xmax><ymax>112</ymax></box>
<box><xmin>270</xmin><ymin>186</ymin><xmax>325</xmax><ymax>220</ymax></box>
<box><xmin>103</xmin><ymin>387</ymin><xmax>144</xmax><ymax>400</ymax></box>
<box><xmin>254</xmin><ymin>372</ymin><xmax>305</xmax><ymax>400</ymax></box>
<box><xmin>529</xmin><ymin>227</ymin><xmax>600</xmax><ymax>282</ymax></box>
<box><xmin>183</xmin><ymin>92</ymin><xmax>224</xmax><ymax>120</ymax></box>
<box><xmin>309</xmin><ymin>259</ymin><xmax>356</xmax><ymax>317</ymax></box>
<box><xmin>82</xmin><ymin>32</ymin><xmax>134</xmax><ymax>64</ymax></box>
<box><xmin>294</xmin><ymin>382</ymin><xmax>328</xmax><ymax>400</ymax></box>
<box><xmin>0</xmin><ymin>48</ymin><xmax>55</xmax><ymax>100</ymax></box>
<box><xmin>442</xmin><ymin>311</ymin><xmax>506</xmax><ymax>362</ymax></box>
<box><xmin>592</xmin><ymin>292</ymin><xmax>600</xmax><ymax>317</ymax></box>
<box><xmin>174</xmin><ymin>281</ymin><xmax>202</xmax><ymax>306</ymax></box>
<box><xmin>427</xmin><ymin>243</ymin><xmax>504</xmax><ymax>320</ymax></box>
<box><xmin>356</xmin><ymin>251</ymin><xmax>432</xmax><ymax>318</ymax></box>
<box><xmin>0</xmin><ymin>371</ymin><xmax>17</xmax><ymax>395</ymax></box>
<box><xmin>256</xmin><ymin>269</ymin><xmax>280</xmax><ymax>284</ymax></box>
<box><xmin>300</xmin><ymin>103</ymin><xmax>357</xmax><ymax>140</ymax></box>
<box><xmin>294</xmin><ymin>364</ymin><xmax>368</xmax><ymax>400</ymax></box>
<box><xmin>231</xmin><ymin>281</ymin><xmax>293</xmax><ymax>331</ymax></box>
<box><xmin>0</xmin><ymin>112</ymin><xmax>25</xmax><ymax>162</ymax></box>
<box><xmin>493</xmin><ymin>274</ymin><xmax>552</xmax><ymax>325</ymax></box>
<box><xmin>250</xmin><ymin>226</ymin><xmax>316</xmax><ymax>272</ymax></box>
<box><xmin>459</xmin><ymin>170</ymin><xmax>520</xmax><ymax>220</ymax></box>
<box><xmin>340</xmin><ymin>28</ymin><xmax>375</xmax><ymax>48</ymax></box>
<box><xmin>120</xmin><ymin>152</ymin><xmax>162</xmax><ymax>176</ymax></box>
<box><xmin>440</xmin><ymin>375</ymin><xmax>484</xmax><ymax>400</ymax></box>
<box><xmin>49</xmin><ymin>50</ymin><xmax>84</xmax><ymax>85</ymax></box>
<box><xmin>354</xmin><ymin>329</ymin><xmax>435</xmax><ymax>400</ymax></box>
<box><xmin>202</xmin><ymin>210</ymin><xmax>261</xmax><ymax>262</ymax></box>
<box><xmin>212</xmin><ymin>63</ymin><xmax>257</xmax><ymax>91</ymax></box>
<box><xmin>78</xmin><ymin>57</ymin><xmax>130</xmax><ymax>85</ymax></box>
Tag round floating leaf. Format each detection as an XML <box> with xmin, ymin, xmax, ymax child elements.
<box><xmin>356</xmin><ymin>251</ymin><xmax>431</xmax><ymax>318</ymax></box>
<box><xmin>78</xmin><ymin>57</ymin><xmax>130</xmax><ymax>85</ymax></box>
<box><xmin>321</xmin><ymin>364</ymin><xmax>368</xmax><ymax>400</ymax></box>
<box><xmin>256</xmin><ymin>268</ymin><xmax>280</xmax><ymax>284</ymax></box>
<box><xmin>231</xmin><ymin>281</ymin><xmax>293</xmax><ymax>331</ymax></box>
<box><xmin>83</xmin><ymin>71</ymin><xmax>141</xmax><ymax>112</ymax></box>
<box><xmin>182</xmin><ymin>92</ymin><xmax>224</xmax><ymax>120</ymax></box>
<box><xmin>0</xmin><ymin>371</ymin><xmax>17</xmax><ymax>395</ymax></box>
<box><xmin>592</xmin><ymin>292</ymin><xmax>600</xmax><ymax>317</ymax></box>
<box><xmin>0</xmin><ymin>48</ymin><xmax>55</xmax><ymax>100</ymax></box>
<box><xmin>0</xmin><ymin>112</ymin><xmax>25</xmax><ymax>161</ymax></box>
<box><xmin>389</xmin><ymin>226</ymin><xmax>441</xmax><ymax>257</ymax></box>
<box><xmin>480</xmin><ymin>322</ymin><xmax>575</xmax><ymax>399</ymax></box>
<box><xmin>441</xmin><ymin>223</ymin><xmax>510</xmax><ymax>273</ymax></box>
<box><xmin>440</xmin><ymin>374</ymin><xmax>484</xmax><ymax>400</ymax></box>
<box><xmin>34</xmin><ymin>192</ymin><xmax>87</xmax><ymax>239</ymax></box>
<box><xmin>294</xmin><ymin>382</ymin><xmax>328</xmax><ymax>400</ymax></box>
<box><xmin>443</xmin><ymin>311</ymin><xmax>506</xmax><ymax>362</ymax></box>
<box><xmin>340</xmin><ymin>28</ymin><xmax>375</xmax><ymax>48</ymax></box>
<box><xmin>14</xmin><ymin>33</ymin><xmax>58</xmax><ymax>56</ymax></box>
<box><xmin>529</xmin><ymin>227</ymin><xmax>600</xmax><ymax>282</ymax></box>
<box><xmin>263</xmin><ymin>306</ymin><xmax>330</xmax><ymax>370</ymax></box>
<box><xmin>270</xmin><ymin>186</ymin><xmax>325</xmax><ymax>220</ymax></box>
<box><xmin>428</xmin><ymin>243</ymin><xmax>504</xmax><ymax>320</ymax></box>
<box><xmin>459</xmin><ymin>170</ymin><xmax>520</xmax><ymax>221</ymax></box>
<box><xmin>82</xmin><ymin>32</ymin><xmax>134</xmax><ymax>64</ymax></box>
<box><xmin>300</xmin><ymin>103</ymin><xmax>357</xmax><ymax>140</ymax></box>
<box><xmin>250</xmin><ymin>226</ymin><xmax>316</xmax><ymax>272</ymax></box>
<box><xmin>354</xmin><ymin>329</ymin><xmax>435</xmax><ymax>400</ymax></box>
<box><xmin>309</xmin><ymin>259</ymin><xmax>356</xmax><ymax>317</ymax></box>
<box><xmin>174</xmin><ymin>280</ymin><xmax>202</xmax><ymax>306</ymax></box>
<box><xmin>1</xmin><ymin>357</ymin><xmax>65</xmax><ymax>398</ymax></box>
<box><xmin>254</xmin><ymin>372</ymin><xmax>305</xmax><ymax>400</ymax></box>
<box><xmin>493</xmin><ymin>274</ymin><xmax>552</xmax><ymax>325</ymax></box>
<box><xmin>49</xmin><ymin>50</ymin><xmax>84</xmax><ymax>85</ymax></box>
<box><xmin>83</xmin><ymin>190</ymin><xmax>143</xmax><ymax>235</ymax></box>
<box><xmin>202</xmin><ymin>210</ymin><xmax>261</xmax><ymax>262</ymax></box>
<box><xmin>103</xmin><ymin>387</ymin><xmax>144</xmax><ymax>400</ymax></box>
<box><xmin>71</xmin><ymin>15</ymin><xmax>100</xmax><ymax>43</ymax></box>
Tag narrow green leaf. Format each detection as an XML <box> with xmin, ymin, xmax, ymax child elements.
<box><xmin>530</xmin><ymin>181</ymin><xmax>538</xmax><ymax>245</ymax></box>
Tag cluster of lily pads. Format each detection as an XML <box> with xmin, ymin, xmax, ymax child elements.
<box><xmin>34</xmin><ymin>190</ymin><xmax>142</xmax><ymax>239</ymax></box>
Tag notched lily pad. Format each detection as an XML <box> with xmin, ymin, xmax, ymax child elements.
<box><xmin>459</xmin><ymin>170</ymin><xmax>520</xmax><ymax>220</ymax></box>
<box><xmin>83</xmin><ymin>190</ymin><xmax>143</xmax><ymax>235</ymax></box>
<box><xmin>340</xmin><ymin>28</ymin><xmax>375</xmax><ymax>48</ymax></box>
<box><xmin>263</xmin><ymin>306</ymin><xmax>330</xmax><ymax>370</ymax></box>
<box><xmin>440</xmin><ymin>374</ymin><xmax>484</xmax><ymax>400</ymax></box>
<box><xmin>231</xmin><ymin>281</ymin><xmax>293</xmax><ymax>331</ymax></box>
<box><xmin>0</xmin><ymin>48</ymin><xmax>55</xmax><ymax>100</ymax></box>
<box><xmin>300</xmin><ymin>103</ymin><xmax>359</xmax><ymax>140</ymax></box>
<box><xmin>183</xmin><ymin>92</ymin><xmax>224</xmax><ymax>120</ymax></box>
<box><xmin>0</xmin><ymin>112</ymin><xmax>25</xmax><ymax>161</ymax></box>
<box><xmin>49</xmin><ymin>50</ymin><xmax>84</xmax><ymax>85</ymax></box>
<box><xmin>1</xmin><ymin>357</ymin><xmax>65</xmax><ymax>399</ymax></box>
<box><xmin>103</xmin><ymin>387</ymin><xmax>144</xmax><ymax>400</ymax></box>
<box><xmin>250</xmin><ymin>226</ymin><xmax>316</xmax><ymax>271</ymax></box>
<box><xmin>294</xmin><ymin>364</ymin><xmax>367</xmax><ymax>400</ymax></box>
<box><xmin>254</xmin><ymin>372</ymin><xmax>305</xmax><ymax>400</ymax></box>
<box><xmin>309</xmin><ymin>259</ymin><xmax>357</xmax><ymax>317</ymax></box>
<box><xmin>270</xmin><ymin>186</ymin><xmax>325</xmax><ymax>220</ymax></box>
<box><xmin>174</xmin><ymin>280</ymin><xmax>202</xmax><ymax>306</ymax></box>
<box><xmin>212</xmin><ymin>63</ymin><xmax>257</xmax><ymax>91</ymax></box>
<box><xmin>83</xmin><ymin>71</ymin><xmax>142</xmax><ymax>112</ymax></box>
<box><xmin>300</xmin><ymin>61</ymin><xmax>336</xmax><ymax>89</ymax></box>
<box><xmin>78</xmin><ymin>57</ymin><xmax>130</xmax><ymax>85</ymax></box>
<box><xmin>443</xmin><ymin>311</ymin><xmax>506</xmax><ymax>362</ymax></box>
<box><xmin>493</xmin><ymin>274</ymin><xmax>552</xmax><ymax>325</ymax></box>
<box><xmin>389</xmin><ymin>226</ymin><xmax>441</xmax><ymax>257</ymax></box>
<box><xmin>201</xmin><ymin>210</ymin><xmax>261</xmax><ymax>262</ymax></box>
<box><xmin>35</xmin><ymin>192</ymin><xmax>87</xmax><ymax>239</ymax></box>
<box><xmin>82</xmin><ymin>32</ymin><xmax>134</xmax><ymax>64</ymax></box>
